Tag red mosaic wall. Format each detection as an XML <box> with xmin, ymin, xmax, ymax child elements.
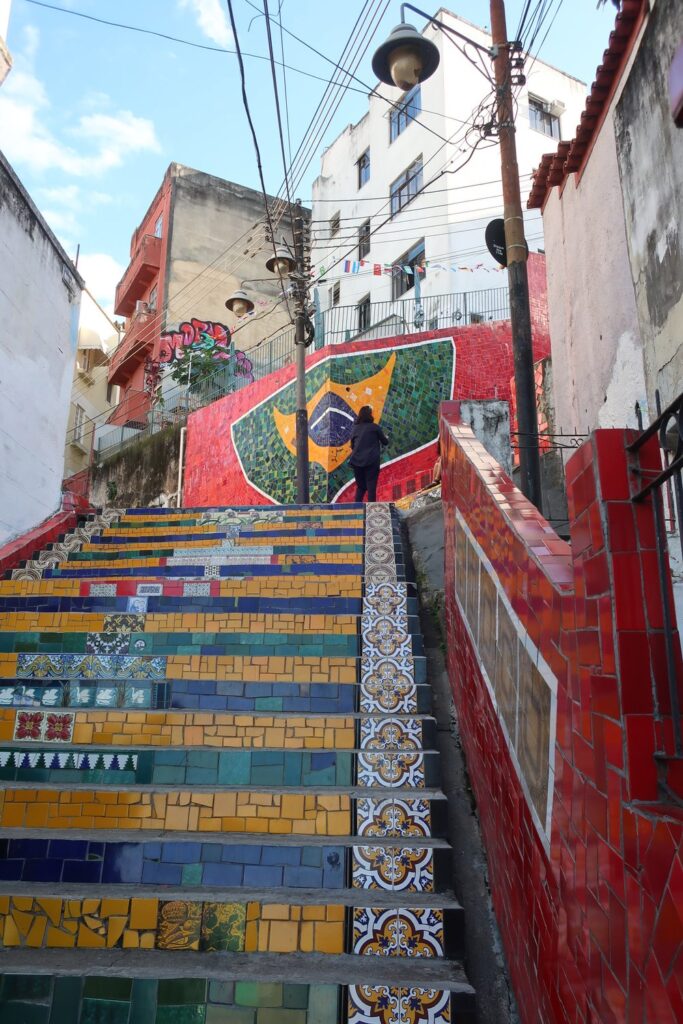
<box><xmin>184</xmin><ymin>319</ymin><xmax>550</xmax><ymax>507</ymax></box>
<box><xmin>440</xmin><ymin>401</ymin><xmax>683</xmax><ymax>1023</ymax></box>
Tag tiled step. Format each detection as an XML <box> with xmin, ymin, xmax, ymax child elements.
<box><xmin>0</xmin><ymin>502</ymin><xmax>471</xmax><ymax>1023</ymax></box>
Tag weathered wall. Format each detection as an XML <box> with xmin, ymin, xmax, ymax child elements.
<box><xmin>614</xmin><ymin>0</ymin><xmax>683</xmax><ymax>413</ymax></box>
<box><xmin>183</xmin><ymin>320</ymin><xmax>550</xmax><ymax>508</ymax></box>
<box><xmin>441</xmin><ymin>402</ymin><xmax>683</xmax><ymax>1023</ymax></box>
<box><xmin>0</xmin><ymin>153</ymin><xmax>82</xmax><ymax>544</ymax></box>
<box><xmin>167</xmin><ymin>167</ymin><xmax>301</xmax><ymax>356</ymax></box>
<box><xmin>542</xmin><ymin>118</ymin><xmax>647</xmax><ymax>435</ymax></box>
<box><xmin>90</xmin><ymin>425</ymin><xmax>181</xmax><ymax>508</ymax></box>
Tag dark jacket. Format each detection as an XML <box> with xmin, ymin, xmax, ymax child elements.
<box><xmin>349</xmin><ymin>421</ymin><xmax>389</xmax><ymax>468</ymax></box>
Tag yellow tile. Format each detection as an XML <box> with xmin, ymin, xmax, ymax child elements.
<box><xmin>268</xmin><ymin>920</ymin><xmax>299</xmax><ymax>953</ymax></box>
<box><xmin>314</xmin><ymin>921</ymin><xmax>344</xmax><ymax>954</ymax></box>
<box><xmin>129</xmin><ymin>899</ymin><xmax>159</xmax><ymax>931</ymax></box>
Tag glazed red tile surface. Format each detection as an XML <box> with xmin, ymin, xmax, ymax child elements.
<box><xmin>440</xmin><ymin>402</ymin><xmax>683</xmax><ymax>1024</ymax></box>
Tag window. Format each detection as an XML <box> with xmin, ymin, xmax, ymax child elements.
<box><xmin>148</xmin><ymin>284</ymin><xmax>158</xmax><ymax>311</ymax></box>
<box><xmin>329</xmin><ymin>212</ymin><xmax>340</xmax><ymax>237</ymax></box>
<box><xmin>390</xmin><ymin>85</ymin><xmax>421</xmax><ymax>142</ymax></box>
<box><xmin>154</xmin><ymin>214</ymin><xmax>163</xmax><ymax>238</ymax></box>
<box><xmin>357</xmin><ymin>149</ymin><xmax>370</xmax><ymax>188</ymax></box>
<box><xmin>330</xmin><ymin>282</ymin><xmax>340</xmax><ymax>306</ymax></box>
<box><xmin>390</xmin><ymin>157</ymin><xmax>423</xmax><ymax>217</ymax></box>
<box><xmin>106</xmin><ymin>382</ymin><xmax>116</xmax><ymax>404</ymax></box>
<box><xmin>358</xmin><ymin>219</ymin><xmax>371</xmax><ymax>260</ymax></box>
<box><xmin>392</xmin><ymin>239</ymin><xmax>426</xmax><ymax>299</ymax></box>
<box><xmin>529</xmin><ymin>97</ymin><xmax>560</xmax><ymax>139</ymax></box>
<box><xmin>73</xmin><ymin>404</ymin><xmax>86</xmax><ymax>447</ymax></box>
<box><xmin>357</xmin><ymin>295</ymin><xmax>371</xmax><ymax>332</ymax></box>
<box><xmin>77</xmin><ymin>349</ymin><xmax>95</xmax><ymax>374</ymax></box>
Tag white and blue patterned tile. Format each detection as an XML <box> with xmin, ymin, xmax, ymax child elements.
<box><xmin>352</xmin><ymin>907</ymin><xmax>444</xmax><ymax>957</ymax></box>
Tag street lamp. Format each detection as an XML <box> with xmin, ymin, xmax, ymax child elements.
<box><xmin>224</xmin><ymin>210</ymin><xmax>313</xmax><ymax>505</ymax></box>
<box><xmin>372</xmin><ymin>2</ymin><xmax>543</xmax><ymax>511</ymax></box>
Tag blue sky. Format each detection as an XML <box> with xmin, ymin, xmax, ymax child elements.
<box><xmin>1</xmin><ymin>0</ymin><xmax>617</xmax><ymax>310</ymax></box>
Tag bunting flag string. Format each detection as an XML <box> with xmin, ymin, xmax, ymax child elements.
<box><xmin>315</xmin><ymin>259</ymin><xmax>504</xmax><ymax>280</ymax></box>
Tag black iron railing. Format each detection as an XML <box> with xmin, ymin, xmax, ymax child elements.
<box><xmin>629</xmin><ymin>389</ymin><xmax>683</xmax><ymax>755</ymax></box>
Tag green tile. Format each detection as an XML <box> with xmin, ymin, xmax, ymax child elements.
<box><xmin>49</xmin><ymin>978</ymin><xmax>82</xmax><ymax>1024</ymax></box>
<box><xmin>3</xmin><ymin>1005</ymin><xmax>50</xmax><ymax>1024</ymax></box>
<box><xmin>1</xmin><ymin>976</ymin><xmax>51</xmax><ymax>1002</ymax></box>
<box><xmin>200</xmin><ymin>902</ymin><xmax>246</xmax><ymax>952</ymax></box>
<box><xmin>207</xmin><ymin>982</ymin><xmax>234</xmax><ymax>1006</ymax></box>
<box><xmin>157</xmin><ymin>981</ymin><xmax>206</xmax><ymax>1006</ymax></box>
<box><xmin>307</xmin><ymin>987</ymin><xmax>339</xmax><ymax>1023</ymax></box>
<box><xmin>130</xmin><ymin>980</ymin><xmax>157</xmax><ymax>1024</ymax></box>
<box><xmin>155</xmin><ymin>1008</ymin><xmax>206</xmax><ymax>1024</ymax></box>
<box><xmin>281</xmin><ymin>987</ymin><xmax>308</xmax><ymax>1010</ymax></box>
<box><xmin>217</xmin><ymin>752</ymin><xmax>251</xmax><ymax>785</ymax></box>
<box><xmin>234</xmin><ymin>985</ymin><xmax>282</xmax><ymax>1009</ymax></box>
<box><xmin>182</xmin><ymin>863</ymin><xmax>203</xmax><ymax>885</ymax></box>
<box><xmin>206</xmin><ymin>1010</ymin><xmax>254</xmax><ymax>1024</ymax></box>
<box><xmin>83</xmin><ymin>980</ymin><xmax>132</xmax><ymax>1000</ymax></box>
<box><xmin>255</xmin><ymin>1011</ymin><xmax>306</xmax><ymax>1024</ymax></box>
<box><xmin>80</xmin><ymin>998</ymin><xmax>130</xmax><ymax>1024</ymax></box>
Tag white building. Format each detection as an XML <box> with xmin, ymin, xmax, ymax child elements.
<box><xmin>311</xmin><ymin>8</ymin><xmax>587</xmax><ymax>338</ymax></box>
<box><xmin>0</xmin><ymin>0</ymin><xmax>12</xmax><ymax>86</ymax></box>
<box><xmin>0</xmin><ymin>150</ymin><xmax>83</xmax><ymax>544</ymax></box>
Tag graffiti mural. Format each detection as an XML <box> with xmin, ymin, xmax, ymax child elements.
<box><xmin>231</xmin><ymin>338</ymin><xmax>455</xmax><ymax>504</ymax></box>
<box><xmin>158</xmin><ymin>319</ymin><xmax>254</xmax><ymax>387</ymax></box>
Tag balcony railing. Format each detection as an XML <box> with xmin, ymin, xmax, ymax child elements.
<box><xmin>97</xmin><ymin>288</ymin><xmax>511</xmax><ymax>459</ymax></box>
<box><xmin>114</xmin><ymin>234</ymin><xmax>162</xmax><ymax>317</ymax></box>
<box><xmin>107</xmin><ymin>310</ymin><xmax>155</xmax><ymax>386</ymax></box>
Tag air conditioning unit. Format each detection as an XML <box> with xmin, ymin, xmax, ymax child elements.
<box><xmin>135</xmin><ymin>300</ymin><xmax>150</xmax><ymax>316</ymax></box>
<box><xmin>549</xmin><ymin>99</ymin><xmax>566</xmax><ymax>117</ymax></box>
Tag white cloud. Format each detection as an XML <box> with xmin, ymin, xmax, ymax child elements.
<box><xmin>77</xmin><ymin>253</ymin><xmax>125</xmax><ymax>310</ymax></box>
<box><xmin>0</xmin><ymin>36</ymin><xmax>161</xmax><ymax>178</ymax></box>
<box><xmin>179</xmin><ymin>0</ymin><xmax>232</xmax><ymax>47</ymax></box>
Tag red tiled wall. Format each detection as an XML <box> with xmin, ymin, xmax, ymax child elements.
<box><xmin>440</xmin><ymin>401</ymin><xmax>683</xmax><ymax>1024</ymax></box>
<box><xmin>184</xmin><ymin>320</ymin><xmax>550</xmax><ymax>507</ymax></box>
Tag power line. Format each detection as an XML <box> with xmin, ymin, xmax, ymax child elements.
<box><xmin>19</xmin><ymin>0</ymin><xmax>378</xmax><ymax>95</ymax></box>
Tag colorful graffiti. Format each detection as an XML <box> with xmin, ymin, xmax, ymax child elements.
<box><xmin>158</xmin><ymin>319</ymin><xmax>254</xmax><ymax>387</ymax></box>
<box><xmin>231</xmin><ymin>338</ymin><xmax>455</xmax><ymax>504</ymax></box>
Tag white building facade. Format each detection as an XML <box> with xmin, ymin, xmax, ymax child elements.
<box><xmin>0</xmin><ymin>151</ymin><xmax>83</xmax><ymax>544</ymax></box>
<box><xmin>311</xmin><ymin>8</ymin><xmax>586</xmax><ymax>340</ymax></box>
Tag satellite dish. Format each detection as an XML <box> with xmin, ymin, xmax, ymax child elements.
<box><xmin>485</xmin><ymin>218</ymin><xmax>529</xmax><ymax>267</ymax></box>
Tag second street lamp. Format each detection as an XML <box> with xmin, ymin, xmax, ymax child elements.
<box><xmin>371</xmin><ymin>1</ymin><xmax>543</xmax><ymax>511</ymax></box>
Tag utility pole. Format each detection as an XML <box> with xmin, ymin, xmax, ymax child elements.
<box><xmin>292</xmin><ymin>200</ymin><xmax>310</xmax><ymax>504</ymax></box>
<box><xmin>490</xmin><ymin>0</ymin><xmax>543</xmax><ymax>509</ymax></box>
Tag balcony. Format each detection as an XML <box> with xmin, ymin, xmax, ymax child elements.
<box><xmin>114</xmin><ymin>234</ymin><xmax>162</xmax><ymax>317</ymax></box>
<box><xmin>107</xmin><ymin>311</ymin><xmax>155</xmax><ymax>386</ymax></box>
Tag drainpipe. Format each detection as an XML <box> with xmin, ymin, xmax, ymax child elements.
<box><xmin>176</xmin><ymin>426</ymin><xmax>187</xmax><ymax>508</ymax></box>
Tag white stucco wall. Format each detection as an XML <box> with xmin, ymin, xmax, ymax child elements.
<box><xmin>0</xmin><ymin>155</ymin><xmax>81</xmax><ymax>543</ymax></box>
<box><xmin>311</xmin><ymin>9</ymin><xmax>587</xmax><ymax>324</ymax></box>
<box><xmin>542</xmin><ymin>116</ymin><xmax>647</xmax><ymax>436</ymax></box>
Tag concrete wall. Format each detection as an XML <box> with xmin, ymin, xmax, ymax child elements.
<box><xmin>167</xmin><ymin>167</ymin><xmax>298</xmax><ymax>356</ymax></box>
<box><xmin>311</xmin><ymin>9</ymin><xmax>586</xmax><ymax>310</ymax></box>
<box><xmin>613</xmin><ymin>0</ymin><xmax>683</xmax><ymax>413</ymax></box>
<box><xmin>89</xmin><ymin>424</ymin><xmax>181</xmax><ymax>509</ymax></box>
<box><xmin>0</xmin><ymin>152</ymin><xmax>82</xmax><ymax>544</ymax></box>
<box><xmin>542</xmin><ymin>118</ymin><xmax>647</xmax><ymax>436</ymax></box>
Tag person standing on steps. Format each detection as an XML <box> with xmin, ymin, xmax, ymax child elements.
<box><xmin>349</xmin><ymin>405</ymin><xmax>389</xmax><ymax>502</ymax></box>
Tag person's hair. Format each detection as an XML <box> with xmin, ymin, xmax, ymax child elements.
<box><xmin>357</xmin><ymin>405</ymin><xmax>374</xmax><ymax>423</ymax></box>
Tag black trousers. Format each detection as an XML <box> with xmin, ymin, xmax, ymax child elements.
<box><xmin>352</xmin><ymin>462</ymin><xmax>380</xmax><ymax>502</ymax></box>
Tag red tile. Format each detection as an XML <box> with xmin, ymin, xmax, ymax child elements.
<box><xmin>595</xmin><ymin>431</ymin><xmax>631</xmax><ymax>500</ymax></box>
<box><xmin>607</xmin><ymin>503</ymin><xmax>638</xmax><ymax>553</ymax></box>
<box><xmin>617</xmin><ymin>632</ymin><xmax>655</xmax><ymax>715</ymax></box>
<box><xmin>625</xmin><ymin>716</ymin><xmax>658</xmax><ymax>800</ymax></box>
<box><xmin>585</xmin><ymin>551</ymin><xmax>610</xmax><ymax>596</ymax></box>
<box><xmin>612</xmin><ymin>553</ymin><xmax>646</xmax><ymax>631</ymax></box>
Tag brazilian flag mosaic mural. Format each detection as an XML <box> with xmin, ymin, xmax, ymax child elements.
<box><xmin>231</xmin><ymin>337</ymin><xmax>456</xmax><ymax>503</ymax></box>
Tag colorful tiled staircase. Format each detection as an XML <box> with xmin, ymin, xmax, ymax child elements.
<box><xmin>0</xmin><ymin>503</ymin><xmax>475</xmax><ymax>1023</ymax></box>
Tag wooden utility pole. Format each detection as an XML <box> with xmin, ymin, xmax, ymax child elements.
<box><xmin>490</xmin><ymin>0</ymin><xmax>543</xmax><ymax>510</ymax></box>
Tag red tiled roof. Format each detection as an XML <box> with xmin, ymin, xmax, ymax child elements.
<box><xmin>527</xmin><ymin>0</ymin><xmax>647</xmax><ymax>209</ymax></box>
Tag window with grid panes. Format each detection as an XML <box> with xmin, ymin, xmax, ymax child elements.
<box><xmin>357</xmin><ymin>295</ymin><xmax>371</xmax><ymax>332</ymax></box>
<box><xmin>330</xmin><ymin>281</ymin><xmax>340</xmax><ymax>306</ymax></box>
<box><xmin>357</xmin><ymin>149</ymin><xmax>370</xmax><ymax>188</ymax></box>
<box><xmin>358</xmin><ymin>219</ymin><xmax>371</xmax><ymax>260</ymax></box>
<box><xmin>390</xmin><ymin>85</ymin><xmax>421</xmax><ymax>142</ymax></box>
<box><xmin>392</xmin><ymin>239</ymin><xmax>425</xmax><ymax>299</ymax></box>
<box><xmin>390</xmin><ymin>157</ymin><xmax>423</xmax><ymax>217</ymax></box>
<box><xmin>329</xmin><ymin>212</ymin><xmax>340</xmax><ymax>237</ymax></box>
<box><xmin>528</xmin><ymin>97</ymin><xmax>560</xmax><ymax>139</ymax></box>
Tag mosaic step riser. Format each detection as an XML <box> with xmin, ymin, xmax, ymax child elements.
<box><xmin>62</xmin><ymin>545</ymin><xmax>366</xmax><ymax>562</ymax></box>
<box><xmin>0</xmin><ymin>840</ymin><xmax>453</xmax><ymax>893</ymax></box>
<box><xmin>0</xmin><ymin>791</ymin><xmax>448</xmax><ymax>837</ymax></box>
<box><xmin>0</xmin><ymin>752</ymin><xmax>442</xmax><ymax>790</ymax></box>
<box><xmin>0</xmin><ymin>632</ymin><xmax>361</xmax><ymax>657</ymax></box>
<box><xmin>0</xmin><ymin>681</ymin><xmax>433</xmax><ymax>716</ymax></box>
<box><xmin>0</xmin><ymin>577</ymin><xmax>369</xmax><ymax>600</ymax></box>
<box><xmin>89</xmin><ymin>529</ymin><xmax>366</xmax><ymax>545</ymax></box>
<box><xmin>41</xmin><ymin>564</ymin><xmax>367</xmax><ymax>579</ymax></box>
<box><xmin>0</xmin><ymin>977</ymin><xmax>476</xmax><ymax>1024</ymax></box>
<box><xmin>0</xmin><ymin>610</ymin><xmax>401</xmax><ymax>629</ymax></box>
<box><xmin>0</xmin><ymin>596</ymin><xmax>370</xmax><ymax>615</ymax></box>
<box><xmin>0</xmin><ymin>896</ymin><xmax>462</xmax><ymax>958</ymax></box>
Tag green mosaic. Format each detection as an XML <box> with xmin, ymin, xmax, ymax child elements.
<box><xmin>232</xmin><ymin>339</ymin><xmax>455</xmax><ymax>503</ymax></box>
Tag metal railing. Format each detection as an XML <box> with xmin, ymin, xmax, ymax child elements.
<box><xmin>96</xmin><ymin>288</ymin><xmax>510</xmax><ymax>459</ymax></box>
<box><xmin>629</xmin><ymin>388</ymin><xmax>683</xmax><ymax>756</ymax></box>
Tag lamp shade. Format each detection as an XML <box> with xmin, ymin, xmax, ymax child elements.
<box><xmin>225</xmin><ymin>289</ymin><xmax>254</xmax><ymax>317</ymax></box>
<box><xmin>372</xmin><ymin>22</ymin><xmax>440</xmax><ymax>90</ymax></box>
<box><xmin>266</xmin><ymin>246</ymin><xmax>296</xmax><ymax>276</ymax></box>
